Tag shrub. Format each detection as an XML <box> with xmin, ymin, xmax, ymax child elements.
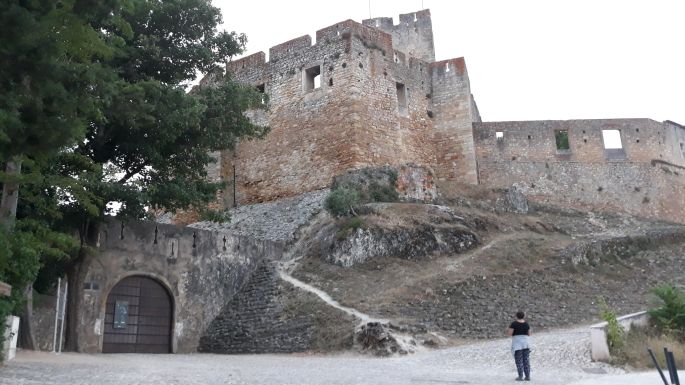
<box><xmin>368</xmin><ymin>182</ymin><xmax>399</xmax><ymax>203</ymax></box>
<box><xmin>332</xmin><ymin>166</ymin><xmax>399</xmax><ymax>204</ymax></box>
<box><xmin>649</xmin><ymin>283</ymin><xmax>685</xmax><ymax>335</ymax></box>
<box><xmin>336</xmin><ymin>217</ymin><xmax>365</xmax><ymax>239</ymax></box>
<box><xmin>598</xmin><ymin>297</ymin><xmax>625</xmax><ymax>353</ymax></box>
<box><xmin>325</xmin><ymin>188</ymin><xmax>359</xmax><ymax>217</ymax></box>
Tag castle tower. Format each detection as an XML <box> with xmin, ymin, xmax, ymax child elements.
<box><xmin>204</xmin><ymin>10</ymin><xmax>479</xmax><ymax>206</ymax></box>
<box><xmin>362</xmin><ymin>9</ymin><xmax>435</xmax><ymax>62</ymax></box>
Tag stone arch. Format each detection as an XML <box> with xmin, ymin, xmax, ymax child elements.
<box><xmin>99</xmin><ymin>273</ymin><xmax>175</xmax><ymax>353</ymax></box>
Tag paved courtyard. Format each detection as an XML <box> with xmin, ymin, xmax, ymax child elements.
<box><xmin>0</xmin><ymin>327</ymin><xmax>671</xmax><ymax>385</ymax></box>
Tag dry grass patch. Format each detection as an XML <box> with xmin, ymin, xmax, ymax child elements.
<box><xmin>614</xmin><ymin>326</ymin><xmax>685</xmax><ymax>369</ymax></box>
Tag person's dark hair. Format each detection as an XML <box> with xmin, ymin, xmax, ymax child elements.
<box><xmin>516</xmin><ymin>311</ymin><xmax>525</xmax><ymax>320</ymax></box>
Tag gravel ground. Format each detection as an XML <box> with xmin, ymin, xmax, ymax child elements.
<box><xmin>1</xmin><ymin>327</ymin><xmax>664</xmax><ymax>385</ymax></box>
<box><xmin>189</xmin><ymin>189</ymin><xmax>328</xmax><ymax>242</ymax></box>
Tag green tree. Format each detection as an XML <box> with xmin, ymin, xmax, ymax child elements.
<box><xmin>57</xmin><ymin>0</ymin><xmax>267</xmax><ymax>351</ymax></box>
<box><xmin>0</xmin><ymin>0</ymin><xmax>123</xmax><ymax>351</ymax></box>
<box><xmin>0</xmin><ymin>156</ymin><xmax>82</xmax><ymax>353</ymax></box>
<box><xmin>0</xmin><ymin>0</ymin><xmax>120</xmax><ymax>228</ymax></box>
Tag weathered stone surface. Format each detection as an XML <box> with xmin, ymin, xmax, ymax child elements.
<box><xmin>190</xmin><ymin>189</ymin><xmax>328</xmax><ymax>243</ymax></box>
<box><xmin>494</xmin><ymin>186</ymin><xmax>529</xmax><ymax>214</ymax></box>
<box><xmin>191</xmin><ymin>9</ymin><xmax>685</xmax><ymax>227</ymax></box>
<box><xmin>331</xmin><ymin>164</ymin><xmax>437</xmax><ymax>204</ymax></box>
<box><xmin>379</xmin><ymin>229</ymin><xmax>685</xmax><ymax>340</ymax></box>
<box><xmin>193</xmin><ymin>10</ymin><xmax>477</xmax><ymax>208</ymax></box>
<box><xmin>30</xmin><ymin>294</ymin><xmax>58</xmax><ymax>351</ymax></box>
<box><xmin>319</xmin><ymin>203</ymin><xmax>478</xmax><ymax>267</ymax></box>
<box><xmin>559</xmin><ymin>226</ymin><xmax>685</xmax><ymax>266</ymax></box>
<box><xmin>356</xmin><ymin>322</ymin><xmax>405</xmax><ymax>356</ymax></box>
<box><xmin>73</xmin><ymin>220</ymin><xmax>283</xmax><ymax>353</ymax></box>
<box><xmin>473</xmin><ymin>120</ymin><xmax>685</xmax><ymax>223</ymax></box>
<box><xmin>397</xmin><ymin>163</ymin><xmax>439</xmax><ymax>202</ymax></box>
<box><xmin>324</xmin><ymin>225</ymin><xmax>477</xmax><ymax>267</ymax></box>
<box><xmin>199</xmin><ymin>261</ymin><xmax>355</xmax><ymax>354</ymax></box>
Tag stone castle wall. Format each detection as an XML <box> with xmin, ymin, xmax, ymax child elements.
<box><xmin>210</xmin><ymin>10</ymin><xmax>476</xmax><ymax>205</ymax></box>
<box><xmin>474</xmin><ymin>119</ymin><xmax>685</xmax><ymax>223</ymax></box>
<box><xmin>75</xmin><ymin>220</ymin><xmax>283</xmax><ymax>353</ymax></box>
<box><xmin>195</xmin><ymin>8</ymin><xmax>684</xmax><ymax>224</ymax></box>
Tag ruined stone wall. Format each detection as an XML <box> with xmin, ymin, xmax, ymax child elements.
<box><xmin>75</xmin><ymin>220</ymin><xmax>283</xmax><ymax>353</ymax></box>
<box><xmin>362</xmin><ymin>9</ymin><xmax>435</xmax><ymax>62</ymax></box>
<box><xmin>474</xmin><ymin>119</ymin><xmax>685</xmax><ymax>223</ymax></box>
<box><xmin>474</xmin><ymin>119</ymin><xmax>673</xmax><ymax>164</ymax></box>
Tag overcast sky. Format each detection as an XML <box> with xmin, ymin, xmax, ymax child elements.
<box><xmin>214</xmin><ymin>0</ymin><xmax>684</xmax><ymax>124</ymax></box>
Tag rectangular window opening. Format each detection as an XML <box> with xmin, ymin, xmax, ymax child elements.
<box><xmin>256</xmin><ymin>83</ymin><xmax>266</xmax><ymax>104</ymax></box>
<box><xmin>496</xmin><ymin>131</ymin><xmax>504</xmax><ymax>140</ymax></box>
<box><xmin>680</xmin><ymin>142</ymin><xmax>685</xmax><ymax>159</ymax></box>
<box><xmin>396</xmin><ymin>82</ymin><xmax>407</xmax><ymax>114</ymax></box>
<box><xmin>602</xmin><ymin>129</ymin><xmax>623</xmax><ymax>149</ymax></box>
<box><xmin>304</xmin><ymin>65</ymin><xmax>321</xmax><ymax>91</ymax></box>
<box><xmin>555</xmin><ymin>130</ymin><xmax>570</xmax><ymax>151</ymax></box>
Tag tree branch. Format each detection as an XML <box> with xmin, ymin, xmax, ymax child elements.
<box><xmin>117</xmin><ymin>163</ymin><xmax>147</xmax><ymax>184</ymax></box>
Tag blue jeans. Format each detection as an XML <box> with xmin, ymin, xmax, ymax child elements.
<box><xmin>514</xmin><ymin>348</ymin><xmax>531</xmax><ymax>379</ymax></box>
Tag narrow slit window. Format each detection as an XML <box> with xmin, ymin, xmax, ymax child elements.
<box><xmin>304</xmin><ymin>65</ymin><xmax>321</xmax><ymax>91</ymax></box>
<box><xmin>256</xmin><ymin>83</ymin><xmax>265</xmax><ymax>104</ymax></box>
<box><xmin>555</xmin><ymin>130</ymin><xmax>570</xmax><ymax>150</ymax></box>
<box><xmin>602</xmin><ymin>129</ymin><xmax>623</xmax><ymax>149</ymax></box>
<box><xmin>680</xmin><ymin>142</ymin><xmax>684</xmax><ymax>159</ymax></box>
<box><xmin>396</xmin><ymin>82</ymin><xmax>407</xmax><ymax>114</ymax></box>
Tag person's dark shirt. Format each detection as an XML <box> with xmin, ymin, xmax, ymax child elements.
<box><xmin>509</xmin><ymin>321</ymin><xmax>530</xmax><ymax>336</ymax></box>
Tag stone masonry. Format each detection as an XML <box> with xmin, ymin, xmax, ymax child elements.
<box><xmin>473</xmin><ymin>119</ymin><xmax>685</xmax><ymax>223</ymax></box>
<box><xmin>195</xmin><ymin>10</ymin><xmax>685</xmax><ymax>222</ymax></box>
<box><xmin>73</xmin><ymin>220</ymin><xmax>283</xmax><ymax>353</ymax></box>
<box><xmin>196</xmin><ymin>9</ymin><xmax>685</xmax><ymax>223</ymax></box>
<box><xmin>200</xmin><ymin>9</ymin><xmax>478</xmax><ymax>207</ymax></box>
<box><xmin>198</xmin><ymin>261</ymin><xmax>356</xmax><ymax>353</ymax></box>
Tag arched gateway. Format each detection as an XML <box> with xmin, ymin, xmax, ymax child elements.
<box><xmin>102</xmin><ymin>275</ymin><xmax>173</xmax><ymax>353</ymax></box>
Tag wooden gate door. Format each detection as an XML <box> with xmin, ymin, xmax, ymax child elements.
<box><xmin>103</xmin><ymin>276</ymin><xmax>172</xmax><ymax>353</ymax></box>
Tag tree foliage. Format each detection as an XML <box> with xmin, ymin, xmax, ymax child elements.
<box><xmin>67</xmin><ymin>0</ymin><xmax>266</xmax><ymax>224</ymax></box>
<box><xmin>325</xmin><ymin>188</ymin><xmax>360</xmax><ymax>217</ymax></box>
<box><xmin>0</xmin><ymin>0</ymin><xmax>119</xmax><ymax>161</ymax></box>
<box><xmin>1</xmin><ymin>0</ymin><xmax>268</xmax><ymax>352</ymax></box>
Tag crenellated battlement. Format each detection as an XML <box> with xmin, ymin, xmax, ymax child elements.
<box><xmin>269</xmin><ymin>35</ymin><xmax>313</xmax><ymax>62</ymax></box>
<box><xmin>363</xmin><ymin>9</ymin><xmax>435</xmax><ymax>61</ymax></box>
<box><xmin>430</xmin><ymin>57</ymin><xmax>467</xmax><ymax>77</ymax></box>
<box><xmin>227</xmin><ymin>51</ymin><xmax>266</xmax><ymax>73</ymax></box>
<box><xmin>315</xmin><ymin>19</ymin><xmax>356</xmax><ymax>42</ymax></box>
<box><xmin>207</xmin><ymin>9</ymin><xmax>479</xmax><ymax>206</ymax></box>
<box><xmin>190</xmin><ymin>7</ymin><xmax>685</xmax><ymax>224</ymax></box>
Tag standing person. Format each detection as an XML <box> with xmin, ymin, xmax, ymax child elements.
<box><xmin>507</xmin><ymin>311</ymin><xmax>531</xmax><ymax>381</ymax></box>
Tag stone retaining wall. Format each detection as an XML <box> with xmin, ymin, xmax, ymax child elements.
<box><xmin>590</xmin><ymin>311</ymin><xmax>650</xmax><ymax>361</ymax></box>
<box><xmin>199</xmin><ymin>261</ymin><xmax>355</xmax><ymax>353</ymax></box>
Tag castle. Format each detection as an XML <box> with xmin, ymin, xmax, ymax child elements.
<box><xmin>57</xmin><ymin>9</ymin><xmax>685</xmax><ymax>356</ymax></box>
<box><xmin>196</xmin><ymin>9</ymin><xmax>685</xmax><ymax>224</ymax></box>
